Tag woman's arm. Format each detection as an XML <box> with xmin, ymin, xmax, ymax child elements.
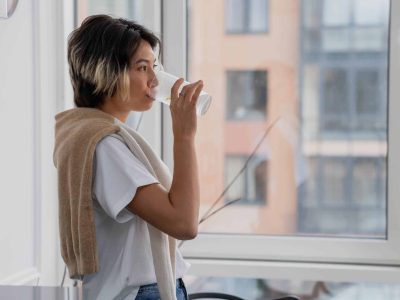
<box><xmin>126</xmin><ymin>79</ymin><xmax>203</xmax><ymax>240</ymax></box>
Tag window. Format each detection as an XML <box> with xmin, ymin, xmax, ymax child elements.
<box><xmin>320</xmin><ymin>68</ymin><xmax>349</xmax><ymax>131</ymax></box>
<box><xmin>354</xmin><ymin>0</ymin><xmax>387</xmax><ymax>25</ymax></box>
<box><xmin>320</xmin><ymin>0</ymin><xmax>389</xmax><ymax>52</ymax></box>
<box><xmin>164</xmin><ymin>0</ymin><xmax>400</xmax><ymax>280</ymax></box>
<box><xmin>225</xmin><ymin>0</ymin><xmax>269</xmax><ymax>34</ymax></box>
<box><xmin>318</xmin><ymin>67</ymin><xmax>386</xmax><ymax>135</ymax></box>
<box><xmin>356</xmin><ymin>70</ymin><xmax>379</xmax><ymax>114</ymax></box>
<box><xmin>298</xmin><ymin>157</ymin><xmax>386</xmax><ymax>236</ymax></box>
<box><xmin>303</xmin><ymin>0</ymin><xmax>389</xmax><ymax>138</ymax></box>
<box><xmin>323</xmin><ymin>0</ymin><xmax>352</xmax><ymax>26</ymax></box>
<box><xmin>225</xmin><ymin>155</ymin><xmax>267</xmax><ymax>205</ymax></box>
<box><xmin>226</xmin><ymin>71</ymin><xmax>267</xmax><ymax>120</ymax></box>
<box><xmin>182</xmin><ymin>0</ymin><xmax>391</xmax><ymax>237</ymax></box>
<box><xmin>321</xmin><ymin>158</ymin><xmax>347</xmax><ymax>207</ymax></box>
<box><xmin>352</xmin><ymin>158</ymin><xmax>386</xmax><ymax>208</ymax></box>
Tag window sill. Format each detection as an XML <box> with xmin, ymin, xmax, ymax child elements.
<box><xmin>185</xmin><ymin>258</ymin><xmax>400</xmax><ymax>284</ymax></box>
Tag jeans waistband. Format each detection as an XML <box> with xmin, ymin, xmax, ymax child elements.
<box><xmin>140</xmin><ymin>278</ymin><xmax>184</xmax><ymax>288</ymax></box>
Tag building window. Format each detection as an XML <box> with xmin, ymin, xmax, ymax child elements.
<box><xmin>322</xmin><ymin>0</ymin><xmax>352</xmax><ymax>26</ymax></box>
<box><xmin>320</xmin><ymin>68</ymin><xmax>349</xmax><ymax>132</ymax></box>
<box><xmin>321</xmin><ymin>158</ymin><xmax>348</xmax><ymax>207</ymax></box>
<box><xmin>321</xmin><ymin>0</ymin><xmax>388</xmax><ymax>52</ymax></box>
<box><xmin>225</xmin><ymin>0</ymin><xmax>269</xmax><ymax>34</ymax></box>
<box><xmin>319</xmin><ymin>67</ymin><xmax>386</xmax><ymax>135</ymax></box>
<box><xmin>298</xmin><ymin>156</ymin><xmax>386</xmax><ymax>235</ymax></box>
<box><xmin>302</xmin><ymin>0</ymin><xmax>389</xmax><ymax>138</ymax></box>
<box><xmin>226</xmin><ymin>70</ymin><xmax>267</xmax><ymax>120</ymax></box>
<box><xmin>225</xmin><ymin>155</ymin><xmax>267</xmax><ymax>205</ymax></box>
<box><xmin>352</xmin><ymin>158</ymin><xmax>385</xmax><ymax>207</ymax></box>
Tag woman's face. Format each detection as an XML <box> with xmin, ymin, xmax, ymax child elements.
<box><xmin>125</xmin><ymin>39</ymin><xmax>159</xmax><ymax>111</ymax></box>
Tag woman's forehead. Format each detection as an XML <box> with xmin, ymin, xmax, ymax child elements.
<box><xmin>132</xmin><ymin>40</ymin><xmax>156</xmax><ymax>62</ymax></box>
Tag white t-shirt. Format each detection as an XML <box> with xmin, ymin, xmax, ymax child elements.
<box><xmin>82</xmin><ymin>136</ymin><xmax>190</xmax><ymax>300</ymax></box>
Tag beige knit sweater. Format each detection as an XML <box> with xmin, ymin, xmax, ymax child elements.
<box><xmin>53</xmin><ymin>107</ymin><xmax>177</xmax><ymax>300</ymax></box>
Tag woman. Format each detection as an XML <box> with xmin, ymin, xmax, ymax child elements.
<box><xmin>53</xmin><ymin>14</ymin><xmax>203</xmax><ymax>300</ymax></box>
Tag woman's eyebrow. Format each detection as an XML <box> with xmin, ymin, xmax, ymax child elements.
<box><xmin>135</xmin><ymin>58</ymin><xmax>157</xmax><ymax>64</ymax></box>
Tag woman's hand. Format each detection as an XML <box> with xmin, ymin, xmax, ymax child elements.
<box><xmin>170</xmin><ymin>79</ymin><xmax>204</xmax><ymax>140</ymax></box>
<box><xmin>128</xmin><ymin>78</ymin><xmax>203</xmax><ymax>240</ymax></box>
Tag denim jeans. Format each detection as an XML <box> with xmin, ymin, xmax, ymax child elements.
<box><xmin>134</xmin><ymin>278</ymin><xmax>188</xmax><ymax>300</ymax></box>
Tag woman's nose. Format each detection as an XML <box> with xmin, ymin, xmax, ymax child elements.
<box><xmin>149</xmin><ymin>71</ymin><xmax>159</xmax><ymax>88</ymax></box>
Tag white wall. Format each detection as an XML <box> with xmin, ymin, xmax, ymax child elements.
<box><xmin>0</xmin><ymin>0</ymin><xmax>36</xmax><ymax>283</ymax></box>
<box><xmin>0</xmin><ymin>0</ymin><xmax>67</xmax><ymax>286</ymax></box>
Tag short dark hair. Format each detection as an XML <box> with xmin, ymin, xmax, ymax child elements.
<box><xmin>67</xmin><ymin>14</ymin><xmax>161</xmax><ymax>108</ymax></box>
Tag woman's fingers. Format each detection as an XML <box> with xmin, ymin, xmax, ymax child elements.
<box><xmin>181</xmin><ymin>82</ymin><xmax>197</xmax><ymax>107</ymax></box>
<box><xmin>191</xmin><ymin>81</ymin><xmax>204</xmax><ymax>107</ymax></box>
<box><xmin>182</xmin><ymin>81</ymin><xmax>203</xmax><ymax>107</ymax></box>
<box><xmin>171</xmin><ymin>78</ymin><xmax>185</xmax><ymax>104</ymax></box>
<box><xmin>170</xmin><ymin>79</ymin><xmax>204</xmax><ymax>112</ymax></box>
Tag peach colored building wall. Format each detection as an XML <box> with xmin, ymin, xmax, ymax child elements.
<box><xmin>189</xmin><ymin>0</ymin><xmax>300</xmax><ymax>234</ymax></box>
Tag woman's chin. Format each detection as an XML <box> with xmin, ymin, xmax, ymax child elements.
<box><xmin>139</xmin><ymin>98</ymin><xmax>154</xmax><ymax>111</ymax></box>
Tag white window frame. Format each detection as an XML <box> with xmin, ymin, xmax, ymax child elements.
<box><xmin>162</xmin><ymin>0</ymin><xmax>400</xmax><ymax>282</ymax></box>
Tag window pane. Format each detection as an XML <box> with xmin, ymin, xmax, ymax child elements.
<box><xmin>323</xmin><ymin>0</ymin><xmax>351</xmax><ymax>26</ymax></box>
<box><xmin>322</xmin><ymin>69</ymin><xmax>347</xmax><ymax>113</ymax></box>
<box><xmin>352</xmin><ymin>158</ymin><xmax>380</xmax><ymax>206</ymax></box>
<box><xmin>248</xmin><ymin>0</ymin><xmax>269</xmax><ymax>32</ymax></box>
<box><xmin>225</xmin><ymin>0</ymin><xmax>245</xmax><ymax>33</ymax></box>
<box><xmin>225</xmin><ymin>156</ymin><xmax>267</xmax><ymax>205</ymax></box>
<box><xmin>322</xmin><ymin>159</ymin><xmax>347</xmax><ymax>206</ymax></box>
<box><xmin>225</xmin><ymin>156</ymin><xmax>245</xmax><ymax>202</ymax></box>
<box><xmin>355</xmin><ymin>70</ymin><xmax>386</xmax><ymax>131</ymax></box>
<box><xmin>245</xmin><ymin>158</ymin><xmax>267</xmax><ymax>204</ymax></box>
<box><xmin>322</xmin><ymin>29</ymin><xmax>351</xmax><ymax>52</ymax></box>
<box><xmin>354</xmin><ymin>0</ymin><xmax>389</xmax><ymax>25</ymax></box>
<box><xmin>226</xmin><ymin>71</ymin><xmax>267</xmax><ymax>120</ymax></box>
<box><xmin>253</xmin><ymin>160</ymin><xmax>267</xmax><ymax>202</ymax></box>
<box><xmin>353</xmin><ymin>28</ymin><xmax>385</xmax><ymax>51</ymax></box>
<box><xmin>299</xmin><ymin>158</ymin><xmax>318</xmax><ymax>208</ymax></box>
<box><xmin>321</xmin><ymin>69</ymin><xmax>348</xmax><ymax>131</ymax></box>
<box><xmin>356</xmin><ymin>70</ymin><xmax>379</xmax><ymax>114</ymax></box>
<box><xmin>299</xmin><ymin>156</ymin><xmax>386</xmax><ymax>236</ymax></box>
<box><xmin>301</xmin><ymin>65</ymin><xmax>320</xmax><ymax>139</ymax></box>
<box><xmin>188</xmin><ymin>0</ymin><xmax>388</xmax><ymax>237</ymax></box>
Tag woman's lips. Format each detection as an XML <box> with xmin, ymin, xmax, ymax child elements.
<box><xmin>146</xmin><ymin>94</ymin><xmax>155</xmax><ymax>100</ymax></box>
<box><xmin>147</xmin><ymin>90</ymin><xmax>157</xmax><ymax>100</ymax></box>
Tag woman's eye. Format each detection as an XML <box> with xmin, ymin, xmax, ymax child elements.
<box><xmin>138</xmin><ymin>66</ymin><xmax>147</xmax><ymax>71</ymax></box>
<box><xmin>153</xmin><ymin>64</ymin><xmax>158</xmax><ymax>70</ymax></box>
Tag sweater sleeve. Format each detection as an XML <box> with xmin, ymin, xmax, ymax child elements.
<box><xmin>93</xmin><ymin>135</ymin><xmax>159</xmax><ymax>223</ymax></box>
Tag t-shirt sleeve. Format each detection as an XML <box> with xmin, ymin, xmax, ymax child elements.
<box><xmin>93</xmin><ymin>135</ymin><xmax>159</xmax><ymax>223</ymax></box>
